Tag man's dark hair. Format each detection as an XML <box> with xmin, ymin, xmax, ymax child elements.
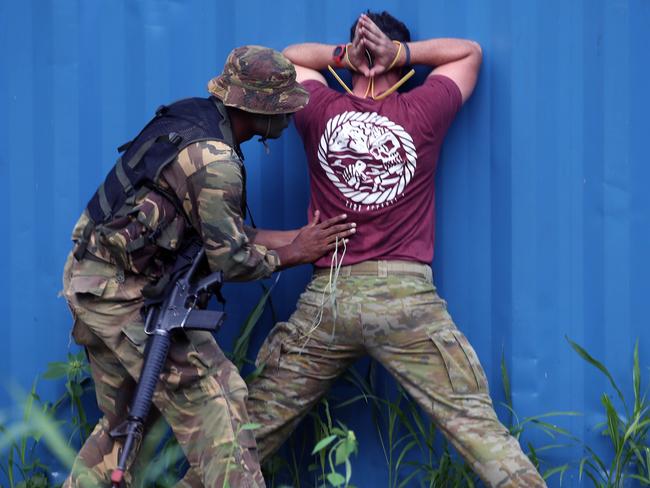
<box><xmin>349</xmin><ymin>10</ymin><xmax>411</xmax><ymax>43</ymax></box>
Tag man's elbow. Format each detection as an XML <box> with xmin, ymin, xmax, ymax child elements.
<box><xmin>468</xmin><ymin>41</ymin><xmax>482</xmax><ymax>64</ymax></box>
<box><xmin>282</xmin><ymin>45</ymin><xmax>299</xmax><ymax>63</ymax></box>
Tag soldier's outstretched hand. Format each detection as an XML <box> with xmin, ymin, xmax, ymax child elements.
<box><xmin>291</xmin><ymin>211</ymin><xmax>356</xmax><ymax>263</ymax></box>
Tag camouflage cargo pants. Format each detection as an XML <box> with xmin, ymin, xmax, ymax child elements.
<box><xmin>62</xmin><ymin>253</ymin><xmax>265</xmax><ymax>488</ymax></box>
<box><xmin>246</xmin><ymin>261</ymin><xmax>546</xmax><ymax>488</ymax></box>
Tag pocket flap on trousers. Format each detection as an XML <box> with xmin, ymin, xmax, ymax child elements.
<box><xmin>69</xmin><ymin>274</ymin><xmax>110</xmax><ymax>296</ymax></box>
<box><xmin>428</xmin><ymin>327</ymin><xmax>487</xmax><ymax>394</ymax></box>
<box><xmin>67</xmin><ymin>258</ymin><xmax>115</xmax><ymax>296</ymax></box>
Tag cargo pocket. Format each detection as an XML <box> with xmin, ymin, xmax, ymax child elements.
<box><xmin>71</xmin><ymin>317</ymin><xmax>103</xmax><ymax>348</ymax></box>
<box><xmin>67</xmin><ymin>255</ymin><xmax>120</xmax><ymax>297</ymax></box>
<box><xmin>428</xmin><ymin>327</ymin><xmax>488</xmax><ymax>394</ymax></box>
<box><xmin>121</xmin><ymin>321</ymin><xmax>149</xmax><ymax>355</ymax></box>
<box><xmin>67</xmin><ymin>257</ymin><xmax>145</xmax><ymax>302</ymax></box>
<box><xmin>254</xmin><ymin>321</ymin><xmax>299</xmax><ymax>373</ymax></box>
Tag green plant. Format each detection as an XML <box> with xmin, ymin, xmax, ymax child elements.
<box><xmin>338</xmin><ymin>364</ymin><xmax>477</xmax><ymax>488</ymax></box>
<box><xmin>310</xmin><ymin>399</ymin><xmax>359</xmax><ymax>488</ymax></box>
<box><xmin>0</xmin><ymin>279</ymin><xmax>280</xmax><ymax>487</ymax></box>
<box><xmin>0</xmin><ymin>382</ymin><xmax>56</xmax><ymax>488</ymax></box>
<box><xmin>319</xmin><ymin>352</ymin><xmax>580</xmax><ymax>488</ymax></box>
<box><xmin>41</xmin><ymin>351</ymin><xmax>94</xmax><ymax>445</ymax></box>
<box><xmin>231</xmin><ymin>280</ymin><xmax>278</xmax><ymax>371</ymax></box>
<box><xmin>131</xmin><ymin>282</ymin><xmax>280</xmax><ymax>487</ymax></box>
<box><xmin>133</xmin><ymin>415</ymin><xmax>187</xmax><ymax>488</ymax></box>
<box><xmin>222</xmin><ymin>422</ymin><xmax>263</xmax><ymax>488</ymax></box>
<box><xmin>263</xmin><ymin>433</ymin><xmax>305</xmax><ymax>488</ymax></box>
<box><xmin>338</xmin><ymin>367</ymin><xmax>420</xmax><ymax>487</ymax></box>
<box><xmin>0</xmin><ymin>350</ymin><xmax>93</xmax><ymax>488</ymax></box>
<box><xmin>8</xmin><ymin>286</ymin><xmax>648</xmax><ymax>488</ymax></box>
<box><xmin>568</xmin><ymin>337</ymin><xmax>650</xmax><ymax>487</ymax></box>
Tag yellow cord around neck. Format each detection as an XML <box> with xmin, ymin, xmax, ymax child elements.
<box><xmin>327</xmin><ymin>65</ymin><xmax>415</xmax><ymax>100</ymax></box>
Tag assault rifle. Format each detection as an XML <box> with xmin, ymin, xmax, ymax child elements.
<box><xmin>110</xmin><ymin>240</ymin><xmax>225</xmax><ymax>487</ymax></box>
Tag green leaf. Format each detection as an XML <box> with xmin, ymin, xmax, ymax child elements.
<box><xmin>397</xmin><ymin>469</ymin><xmax>421</xmax><ymax>488</ymax></box>
<box><xmin>239</xmin><ymin>422</ymin><xmax>262</xmax><ymax>431</ymax></box>
<box><xmin>584</xmin><ymin>469</ymin><xmax>602</xmax><ymax>487</ymax></box>
<box><xmin>344</xmin><ymin>458</ymin><xmax>352</xmax><ymax>483</ymax></box>
<box><xmin>243</xmin><ymin>362</ymin><xmax>266</xmax><ymax>383</ymax></box>
<box><xmin>323</xmin><ymin>398</ymin><xmax>333</xmax><ymax>430</ymax></box>
<box><xmin>335</xmin><ymin>393</ymin><xmax>380</xmax><ymax>409</ymax></box>
<box><xmin>629</xmin><ymin>474</ymin><xmax>650</xmax><ymax>484</ymax></box>
<box><xmin>312</xmin><ymin>435</ymin><xmax>337</xmax><ymax>455</ymax></box>
<box><xmin>326</xmin><ymin>472</ymin><xmax>345</xmax><ymax>487</ymax></box>
<box><xmin>543</xmin><ymin>464</ymin><xmax>569</xmax><ymax>481</ymax></box>
<box><xmin>633</xmin><ymin>340</ymin><xmax>641</xmax><ymax>413</ymax></box>
<box><xmin>29</xmin><ymin>407</ymin><xmax>77</xmax><ymax>468</ymax></box>
<box><xmin>500</xmin><ymin>348</ymin><xmax>512</xmax><ymax>411</ymax></box>
<box><xmin>601</xmin><ymin>394</ymin><xmax>622</xmax><ymax>453</ymax></box>
<box><xmin>584</xmin><ymin>445</ymin><xmax>607</xmax><ymax>474</ymax></box>
<box><xmin>394</xmin><ymin>439</ymin><xmax>417</xmax><ymax>474</ymax></box>
<box><xmin>566</xmin><ymin>336</ymin><xmax>626</xmax><ymax>408</ymax></box>
<box><xmin>67</xmin><ymin>381</ymin><xmax>83</xmax><ymax>398</ymax></box>
<box><xmin>334</xmin><ymin>438</ymin><xmax>356</xmax><ymax>466</ymax></box>
<box><xmin>41</xmin><ymin>362</ymin><xmax>69</xmax><ymax>380</ymax></box>
<box><xmin>231</xmin><ymin>278</ymin><xmax>278</xmax><ymax>369</ymax></box>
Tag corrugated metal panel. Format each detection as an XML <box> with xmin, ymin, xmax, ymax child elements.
<box><xmin>1</xmin><ymin>1</ymin><xmax>648</xmax><ymax>486</ymax></box>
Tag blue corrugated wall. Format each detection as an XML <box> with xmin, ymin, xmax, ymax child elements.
<box><xmin>1</xmin><ymin>0</ymin><xmax>649</xmax><ymax>486</ymax></box>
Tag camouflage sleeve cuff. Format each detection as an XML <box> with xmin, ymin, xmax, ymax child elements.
<box><xmin>243</xmin><ymin>224</ymin><xmax>259</xmax><ymax>243</ymax></box>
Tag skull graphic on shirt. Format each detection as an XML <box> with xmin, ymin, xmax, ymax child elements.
<box><xmin>318</xmin><ymin>111</ymin><xmax>417</xmax><ymax>211</ymax></box>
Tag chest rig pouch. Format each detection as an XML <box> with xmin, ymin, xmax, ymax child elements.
<box><xmin>74</xmin><ymin>97</ymin><xmax>232</xmax><ymax>274</ymax></box>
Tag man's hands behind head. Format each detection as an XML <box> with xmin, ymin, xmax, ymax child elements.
<box><xmin>347</xmin><ymin>19</ymin><xmax>372</xmax><ymax>76</ymax></box>
<box><xmin>349</xmin><ymin>14</ymin><xmax>402</xmax><ymax>77</ymax></box>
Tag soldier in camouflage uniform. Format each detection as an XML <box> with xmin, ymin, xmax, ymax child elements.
<box><xmin>244</xmin><ymin>14</ymin><xmax>547</xmax><ymax>488</ymax></box>
<box><xmin>62</xmin><ymin>46</ymin><xmax>356</xmax><ymax>488</ymax></box>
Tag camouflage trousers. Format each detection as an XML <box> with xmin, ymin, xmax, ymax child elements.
<box><xmin>246</xmin><ymin>261</ymin><xmax>547</xmax><ymax>488</ymax></box>
<box><xmin>61</xmin><ymin>253</ymin><xmax>265</xmax><ymax>488</ymax></box>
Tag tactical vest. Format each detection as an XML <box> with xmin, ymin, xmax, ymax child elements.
<box><xmin>74</xmin><ymin>97</ymin><xmax>238</xmax><ymax>266</ymax></box>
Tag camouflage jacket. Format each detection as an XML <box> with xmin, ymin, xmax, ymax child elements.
<box><xmin>71</xmin><ymin>111</ymin><xmax>279</xmax><ymax>283</ymax></box>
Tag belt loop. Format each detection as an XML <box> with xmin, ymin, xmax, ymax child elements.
<box><xmin>378</xmin><ymin>261</ymin><xmax>388</xmax><ymax>278</ymax></box>
<box><xmin>425</xmin><ymin>265</ymin><xmax>433</xmax><ymax>283</ymax></box>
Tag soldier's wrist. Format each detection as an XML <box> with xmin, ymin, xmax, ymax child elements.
<box><xmin>276</xmin><ymin>243</ymin><xmax>302</xmax><ymax>269</ymax></box>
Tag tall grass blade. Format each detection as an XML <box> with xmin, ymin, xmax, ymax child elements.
<box><xmin>633</xmin><ymin>340</ymin><xmax>641</xmax><ymax>414</ymax></box>
<box><xmin>231</xmin><ymin>276</ymin><xmax>279</xmax><ymax>369</ymax></box>
<box><xmin>566</xmin><ymin>336</ymin><xmax>626</xmax><ymax>409</ymax></box>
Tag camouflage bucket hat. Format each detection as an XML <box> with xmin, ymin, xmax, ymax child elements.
<box><xmin>208</xmin><ymin>45</ymin><xmax>309</xmax><ymax>115</ymax></box>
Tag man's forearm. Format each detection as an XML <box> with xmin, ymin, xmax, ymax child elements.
<box><xmin>283</xmin><ymin>43</ymin><xmax>337</xmax><ymax>70</ymax></box>
<box><xmin>406</xmin><ymin>38</ymin><xmax>482</xmax><ymax>69</ymax></box>
<box><xmin>284</xmin><ymin>38</ymin><xmax>480</xmax><ymax>71</ymax></box>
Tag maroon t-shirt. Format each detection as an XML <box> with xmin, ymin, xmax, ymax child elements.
<box><xmin>295</xmin><ymin>75</ymin><xmax>462</xmax><ymax>267</ymax></box>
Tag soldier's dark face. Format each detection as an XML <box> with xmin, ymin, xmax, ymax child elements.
<box><xmin>253</xmin><ymin>113</ymin><xmax>292</xmax><ymax>139</ymax></box>
<box><xmin>266</xmin><ymin>113</ymin><xmax>292</xmax><ymax>139</ymax></box>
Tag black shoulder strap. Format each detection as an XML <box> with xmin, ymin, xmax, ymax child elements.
<box><xmin>86</xmin><ymin>98</ymin><xmax>226</xmax><ymax>225</ymax></box>
<box><xmin>75</xmin><ymin>98</ymin><xmax>228</xmax><ymax>260</ymax></box>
